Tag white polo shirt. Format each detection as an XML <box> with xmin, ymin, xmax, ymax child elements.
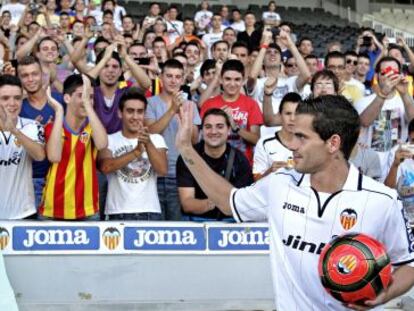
<box><xmin>230</xmin><ymin>165</ymin><xmax>414</xmax><ymax>310</ymax></box>
<box><xmin>253</xmin><ymin>132</ymin><xmax>293</xmax><ymax>175</ymax></box>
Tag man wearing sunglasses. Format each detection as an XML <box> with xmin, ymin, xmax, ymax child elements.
<box><xmin>344</xmin><ymin>50</ymin><xmax>365</xmax><ymax>95</ymax></box>
<box><xmin>355</xmin><ymin>56</ymin><xmax>414</xmax><ymax>181</ymax></box>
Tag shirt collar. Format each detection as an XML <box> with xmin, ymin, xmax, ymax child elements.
<box><xmin>297</xmin><ymin>164</ymin><xmax>362</xmax><ymax>191</ymax></box>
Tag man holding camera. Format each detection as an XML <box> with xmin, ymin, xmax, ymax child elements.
<box><xmin>355</xmin><ymin>56</ymin><xmax>414</xmax><ymax>180</ymax></box>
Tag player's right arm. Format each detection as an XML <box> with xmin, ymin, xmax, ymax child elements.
<box><xmin>176</xmin><ymin>102</ymin><xmax>233</xmax><ymax>215</ymax></box>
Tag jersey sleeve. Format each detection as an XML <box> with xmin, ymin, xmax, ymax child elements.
<box><xmin>229</xmin><ymin>178</ymin><xmax>269</xmax><ymax>223</ymax></box>
<box><xmin>252</xmin><ymin>138</ymin><xmax>270</xmax><ymax>175</ymax></box>
<box><xmin>382</xmin><ymin>199</ymin><xmax>414</xmax><ymax>266</ymax></box>
<box><xmin>22</xmin><ymin>121</ymin><xmax>45</xmax><ymax>144</ymax></box>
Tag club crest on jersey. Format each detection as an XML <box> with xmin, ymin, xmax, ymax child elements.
<box><xmin>79</xmin><ymin>131</ymin><xmax>90</xmax><ymax>144</ymax></box>
<box><xmin>337</xmin><ymin>254</ymin><xmax>357</xmax><ymax>274</ymax></box>
<box><xmin>102</xmin><ymin>227</ymin><xmax>121</xmax><ymax>250</ymax></box>
<box><xmin>0</xmin><ymin>227</ymin><xmax>10</xmax><ymax>250</ymax></box>
<box><xmin>340</xmin><ymin>208</ymin><xmax>358</xmax><ymax>230</ymax></box>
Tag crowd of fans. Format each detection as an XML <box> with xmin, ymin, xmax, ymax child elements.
<box><xmin>1</xmin><ymin>0</ymin><xmax>414</xmax><ymax>222</ymax></box>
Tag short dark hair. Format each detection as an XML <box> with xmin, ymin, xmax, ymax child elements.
<box><xmin>122</xmin><ymin>14</ymin><xmax>134</xmax><ymax>22</ymax></box>
<box><xmin>305</xmin><ymin>54</ymin><xmax>318</xmax><ymax>61</ymax></box>
<box><xmin>311</xmin><ymin>70</ymin><xmax>339</xmax><ymax>93</ymax></box>
<box><xmin>37</xmin><ymin>36</ymin><xmax>58</xmax><ymax>50</ymax></box>
<box><xmin>94</xmin><ymin>36</ymin><xmax>110</xmax><ymax>49</ymax></box>
<box><xmin>358</xmin><ymin>52</ymin><xmax>370</xmax><ymax>62</ymax></box>
<box><xmin>279</xmin><ymin>92</ymin><xmax>301</xmax><ymax>113</ymax></box>
<box><xmin>231</xmin><ymin>41</ymin><xmax>249</xmax><ymax>54</ymax></box>
<box><xmin>221</xmin><ymin>59</ymin><xmax>244</xmax><ymax>76</ymax></box>
<box><xmin>388</xmin><ymin>43</ymin><xmax>404</xmax><ymax>55</ymax></box>
<box><xmin>153</xmin><ymin>36</ymin><xmax>166</xmax><ymax>46</ymax></box>
<box><xmin>374</xmin><ymin>56</ymin><xmax>401</xmax><ymax>73</ymax></box>
<box><xmin>60</xmin><ymin>12</ymin><xmax>69</xmax><ymax>17</ymax></box>
<box><xmin>161</xmin><ymin>58</ymin><xmax>184</xmax><ymax>73</ymax></box>
<box><xmin>96</xmin><ymin>50</ymin><xmax>122</xmax><ymax>67</ymax></box>
<box><xmin>212</xmin><ymin>40</ymin><xmax>229</xmax><ymax>51</ymax></box>
<box><xmin>63</xmin><ymin>74</ymin><xmax>90</xmax><ymax>95</ymax></box>
<box><xmin>18</xmin><ymin>55</ymin><xmax>40</xmax><ymax>68</ymax></box>
<box><xmin>298</xmin><ymin>37</ymin><xmax>312</xmax><ymax>46</ymax></box>
<box><xmin>345</xmin><ymin>50</ymin><xmax>358</xmax><ymax>58</ymax></box>
<box><xmin>103</xmin><ymin>9</ymin><xmax>113</xmax><ymax>16</ymax></box>
<box><xmin>0</xmin><ymin>75</ymin><xmax>21</xmax><ymax>89</ymax></box>
<box><xmin>200</xmin><ymin>59</ymin><xmax>216</xmax><ymax>77</ymax></box>
<box><xmin>119</xmin><ymin>87</ymin><xmax>147</xmax><ymax>111</ymax></box>
<box><xmin>324</xmin><ymin>51</ymin><xmax>345</xmax><ymax>67</ymax></box>
<box><xmin>296</xmin><ymin>95</ymin><xmax>360</xmax><ymax>160</ymax></box>
<box><xmin>202</xmin><ymin>108</ymin><xmax>231</xmax><ymax>127</ymax></box>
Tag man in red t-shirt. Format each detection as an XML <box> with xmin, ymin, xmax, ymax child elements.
<box><xmin>200</xmin><ymin>59</ymin><xmax>263</xmax><ymax>163</ymax></box>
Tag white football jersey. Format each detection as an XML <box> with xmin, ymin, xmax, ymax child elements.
<box><xmin>253</xmin><ymin>132</ymin><xmax>293</xmax><ymax>175</ymax></box>
<box><xmin>0</xmin><ymin>117</ymin><xmax>44</xmax><ymax>219</ymax></box>
<box><xmin>230</xmin><ymin>165</ymin><xmax>414</xmax><ymax>310</ymax></box>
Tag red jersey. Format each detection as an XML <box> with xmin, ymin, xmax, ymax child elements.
<box><xmin>201</xmin><ymin>94</ymin><xmax>263</xmax><ymax>162</ymax></box>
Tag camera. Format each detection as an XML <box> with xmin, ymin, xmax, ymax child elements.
<box><xmin>90</xmin><ymin>25</ymin><xmax>102</xmax><ymax>33</ymax></box>
<box><xmin>29</xmin><ymin>2</ymin><xmax>40</xmax><ymax>15</ymax></box>
<box><xmin>134</xmin><ymin>57</ymin><xmax>150</xmax><ymax>65</ymax></box>
<box><xmin>362</xmin><ymin>36</ymin><xmax>372</xmax><ymax>47</ymax></box>
<box><xmin>271</xmin><ymin>27</ymin><xmax>280</xmax><ymax>38</ymax></box>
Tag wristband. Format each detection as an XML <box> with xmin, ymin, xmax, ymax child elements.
<box><xmin>260</xmin><ymin>44</ymin><xmax>269</xmax><ymax>49</ymax></box>
<box><xmin>264</xmin><ymin>92</ymin><xmax>273</xmax><ymax>97</ymax></box>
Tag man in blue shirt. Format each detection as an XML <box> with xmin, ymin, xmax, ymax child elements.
<box><xmin>18</xmin><ymin>55</ymin><xmax>64</xmax><ymax>210</ymax></box>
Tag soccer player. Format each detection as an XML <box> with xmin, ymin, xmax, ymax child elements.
<box><xmin>98</xmin><ymin>88</ymin><xmax>168</xmax><ymax>220</ymax></box>
<box><xmin>39</xmin><ymin>74</ymin><xmax>108</xmax><ymax>220</ymax></box>
<box><xmin>176</xmin><ymin>95</ymin><xmax>414</xmax><ymax>310</ymax></box>
<box><xmin>0</xmin><ymin>75</ymin><xmax>45</xmax><ymax>219</ymax></box>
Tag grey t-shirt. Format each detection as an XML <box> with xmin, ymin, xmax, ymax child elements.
<box><xmin>145</xmin><ymin>95</ymin><xmax>201</xmax><ymax>177</ymax></box>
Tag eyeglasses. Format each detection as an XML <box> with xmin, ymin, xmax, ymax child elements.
<box><xmin>346</xmin><ymin>59</ymin><xmax>358</xmax><ymax>66</ymax></box>
<box><xmin>286</xmin><ymin>63</ymin><xmax>297</xmax><ymax>68</ymax></box>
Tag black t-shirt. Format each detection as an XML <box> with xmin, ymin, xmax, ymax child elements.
<box><xmin>176</xmin><ymin>142</ymin><xmax>253</xmax><ymax>220</ymax></box>
<box><xmin>237</xmin><ymin>30</ymin><xmax>262</xmax><ymax>53</ymax></box>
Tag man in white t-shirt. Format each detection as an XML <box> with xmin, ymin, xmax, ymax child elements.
<box><xmin>202</xmin><ymin>13</ymin><xmax>224</xmax><ymax>59</ymax></box>
<box><xmin>166</xmin><ymin>5</ymin><xmax>183</xmax><ymax>44</ymax></box>
<box><xmin>355</xmin><ymin>56</ymin><xmax>414</xmax><ymax>180</ymax></box>
<box><xmin>0</xmin><ymin>75</ymin><xmax>45</xmax><ymax>219</ymax></box>
<box><xmin>0</xmin><ymin>0</ymin><xmax>25</xmax><ymax>26</ymax></box>
<box><xmin>253</xmin><ymin>92</ymin><xmax>300</xmax><ymax>181</ymax></box>
<box><xmin>248</xmin><ymin>29</ymin><xmax>310</xmax><ymax>136</ymax></box>
<box><xmin>98</xmin><ymin>88</ymin><xmax>168</xmax><ymax>220</ymax></box>
<box><xmin>176</xmin><ymin>94</ymin><xmax>414</xmax><ymax>311</ymax></box>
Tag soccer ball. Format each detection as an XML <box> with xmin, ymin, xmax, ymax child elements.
<box><xmin>318</xmin><ymin>233</ymin><xmax>392</xmax><ymax>304</ymax></box>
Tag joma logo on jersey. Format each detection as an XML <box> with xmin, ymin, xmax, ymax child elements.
<box><xmin>340</xmin><ymin>209</ymin><xmax>358</xmax><ymax>230</ymax></box>
<box><xmin>283</xmin><ymin>235</ymin><xmax>326</xmax><ymax>255</ymax></box>
<box><xmin>133</xmin><ymin>229</ymin><xmax>197</xmax><ymax>247</ymax></box>
<box><xmin>282</xmin><ymin>202</ymin><xmax>305</xmax><ymax>214</ymax></box>
<box><xmin>22</xmin><ymin>229</ymin><xmax>90</xmax><ymax>247</ymax></box>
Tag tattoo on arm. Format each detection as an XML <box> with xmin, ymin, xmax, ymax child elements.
<box><xmin>183</xmin><ymin>157</ymin><xmax>195</xmax><ymax>165</ymax></box>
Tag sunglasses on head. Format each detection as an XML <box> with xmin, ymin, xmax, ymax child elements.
<box><xmin>346</xmin><ymin>59</ymin><xmax>358</xmax><ymax>66</ymax></box>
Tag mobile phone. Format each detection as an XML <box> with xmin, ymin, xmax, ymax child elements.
<box><xmin>134</xmin><ymin>57</ymin><xmax>150</xmax><ymax>65</ymax></box>
<box><xmin>381</xmin><ymin>66</ymin><xmax>399</xmax><ymax>76</ymax></box>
